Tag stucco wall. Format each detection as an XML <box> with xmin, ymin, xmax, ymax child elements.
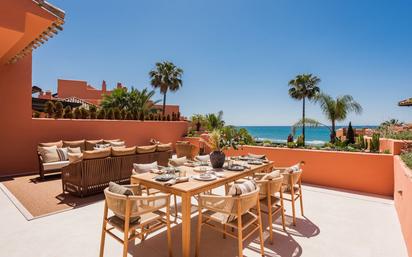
<box><xmin>394</xmin><ymin>156</ymin><xmax>412</xmax><ymax>256</ymax></box>
<box><xmin>0</xmin><ymin>54</ymin><xmax>189</xmax><ymax>176</ymax></box>
<box><xmin>224</xmin><ymin>145</ymin><xmax>394</xmax><ymax>196</ymax></box>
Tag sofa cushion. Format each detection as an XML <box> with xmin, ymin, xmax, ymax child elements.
<box><xmin>68</xmin><ymin>153</ymin><xmax>83</xmax><ymax>163</ymax></box>
<box><xmin>85</xmin><ymin>139</ymin><xmax>103</xmax><ymax>151</ymax></box>
<box><xmin>157</xmin><ymin>143</ymin><xmax>172</xmax><ymax>152</ymax></box>
<box><xmin>83</xmin><ymin>148</ymin><xmax>111</xmax><ymax>160</ymax></box>
<box><xmin>68</xmin><ymin>147</ymin><xmax>82</xmax><ymax>154</ymax></box>
<box><xmin>38</xmin><ymin>146</ymin><xmax>60</xmax><ymax>163</ymax></box>
<box><xmin>110</xmin><ymin>141</ymin><xmax>125</xmax><ymax>147</ymax></box>
<box><xmin>63</xmin><ymin>140</ymin><xmax>86</xmax><ymax>151</ymax></box>
<box><xmin>56</xmin><ymin>147</ymin><xmax>69</xmax><ymax>161</ymax></box>
<box><xmin>42</xmin><ymin>160</ymin><xmax>70</xmax><ymax>171</ymax></box>
<box><xmin>133</xmin><ymin>161</ymin><xmax>158</xmax><ymax>174</ymax></box>
<box><xmin>39</xmin><ymin>140</ymin><xmax>63</xmax><ymax>148</ymax></box>
<box><xmin>136</xmin><ymin>145</ymin><xmax>157</xmax><ymax>154</ymax></box>
<box><xmin>103</xmin><ymin>139</ymin><xmax>121</xmax><ymax>144</ymax></box>
<box><xmin>112</xmin><ymin>146</ymin><xmax>136</xmax><ymax>157</ymax></box>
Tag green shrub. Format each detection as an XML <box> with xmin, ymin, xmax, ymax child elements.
<box><xmin>296</xmin><ymin>135</ymin><xmax>304</xmax><ymax>147</ymax></box>
<box><xmin>383</xmin><ymin>149</ymin><xmax>391</xmax><ymax>154</ymax></box>
<box><xmin>287</xmin><ymin>142</ymin><xmax>296</xmax><ymax>148</ymax></box>
<box><xmin>73</xmin><ymin>108</ymin><xmax>82</xmax><ymax>119</ymax></box>
<box><xmin>80</xmin><ymin>107</ymin><xmax>89</xmax><ymax>119</ymax></box>
<box><xmin>97</xmin><ymin>109</ymin><xmax>106</xmax><ymax>119</ymax></box>
<box><xmin>106</xmin><ymin>108</ymin><xmax>114</xmax><ymax>120</ymax></box>
<box><xmin>370</xmin><ymin>133</ymin><xmax>380</xmax><ymax>153</ymax></box>
<box><xmin>89</xmin><ymin>106</ymin><xmax>97</xmax><ymax>119</ymax></box>
<box><xmin>44</xmin><ymin>101</ymin><xmax>55</xmax><ymax>118</ymax></box>
<box><xmin>126</xmin><ymin>111</ymin><xmax>133</xmax><ymax>120</ymax></box>
<box><xmin>357</xmin><ymin>135</ymin><xmax>366</xmax><ymax>149</ymax></box>
<box><xmin>120</xmin><ymin>109</ymin><xmax>127</xmax><ymax>120</ymax></box>
<box><xmin>167</xmin><ymin>114</ymin><xmax>171</xmax><ymax>121</ymax></box>
<box><xmin>63</xmin><ymin>106</ymin><xmax>73</xmax><ymax>119</ymax></box>
<box><xmin>346</xmin><ymin>122</ymin><xmax>355</xmax><ymax>144</ymax></box>
<box><xmin>401</xmin><ymin>152</ymin><xmax>412</xmax><ymax>169</ymax></box>
<box><xmin>113</xmin><ymin>107</ymin><xmax>122</xmax><ymax>120</ymax></box>
<box><xmin>54</xmin><ymin>102</ymin><xmax>64</xmax><ymax>119</ymax></box>
<box><xmin>33</xmin><ymin>111</ymin><xmax>41</xmax><ymax>118</ymax></box>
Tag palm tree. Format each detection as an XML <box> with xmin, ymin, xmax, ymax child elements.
<box><xmin>149</xmin><ymin>61</ymin><xmax>183</xmax><ymax>116</ymax></box>
<box><xmin>315</xmin><ymin>93</ymin><xmax>362</xmax><ymax>142</ymax></box>
<box><xmin>101</xmin><ymin>87</ymin><xmax>129</xmax><ymax>110</ymax></box>
<box><xmin>288</xmin><ymin>74</ymin><xmax>321</xmax><ymax>145</ymax></box>
<box><xmin>205</xmin><ymin>111</ymin><xmax>225</xmax><ymax>131</ymax></box>
<box><xmin>127</xmin><ymin>88</ymin><xmax>160</xmax><ymax>119</ymax></box>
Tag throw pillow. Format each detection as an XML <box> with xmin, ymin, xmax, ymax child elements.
<box><xmin>56</xmin><ymin>147</ymin><xmax>69</xmax><ymax>161</ymax></box>
<box><xmin>38</xmin><ymin>146</ymin><xmax>60</xmax><ymax>163</ymax></box>
<box><xmin>68</xmin><ymin>153</ymin><xmax>83</xmax><ymax>163</ymax></box>
<box><xmin>262</xmin><ymin>170</ymin><xmax>281</xmax><ymax>180</ymax></box>
<box><xmin>133</xmin><ymin>161</ymin><xmax>158</xmax><ymax>174</ymax></box>
<box><xmin>68</xmin><ymin>147</ymin><xmax>82</xmax><ymax>154</ymax></box>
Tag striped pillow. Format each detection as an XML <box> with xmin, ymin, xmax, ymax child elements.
<box><xmin>226</xmin><ymin>180</ymin><xmax>257</xmax><ymax>223</ymax></box>
<box><xmin>56</xmin><ymin>147</ymin><xmax>69</xmax><ymax>161</ymax></box>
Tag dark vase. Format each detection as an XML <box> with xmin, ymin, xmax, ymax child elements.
<box><xmin>210</xmin><ymin>150</ymin><xmax>225</xmax><ymax>168</ymax></box>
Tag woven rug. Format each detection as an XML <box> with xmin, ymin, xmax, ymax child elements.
<box><xmin>0</xmin><ymin>174</ymin><xmax>103</xmax><ymax>220</ymax></box>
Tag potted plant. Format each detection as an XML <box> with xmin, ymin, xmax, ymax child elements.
<box><xmin>207</xmin><ymin>128</ymin><xmax>239</xmax><ymax>168</ymax></box>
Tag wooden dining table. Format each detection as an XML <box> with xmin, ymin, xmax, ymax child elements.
<box><xmin>130</xmin><ymin>160</ymin><xmax>273</xmax><ymax>257</ymax></box>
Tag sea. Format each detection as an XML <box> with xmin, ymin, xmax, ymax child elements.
<box><xmin>238</xmin><ymin>126</ymin><xmax>376</xmax><ymax>146</ymax></box>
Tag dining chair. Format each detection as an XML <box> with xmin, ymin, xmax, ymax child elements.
<box><xmin>255</xmin><ymin>174</ymin><xmax>286</xmax><ymax>244</ymax></box>
<box><xmin>279</xmin><ymin>169</ymin><xmax>304</xmax><ymax>226</ymax></box>
<box><xmin>99</xmin><ymin>185</ymin><xmax>173</xmax><ymax>257</ymax></box>
<box><xmin>195</xmin><ymin>188</ymin><xmax>265</xmax><ymax>257</ymax></box>
<box><xmin>176</xmin><ymin>141</ymin><xmax>198</xmax><ymax>160</ymax></box>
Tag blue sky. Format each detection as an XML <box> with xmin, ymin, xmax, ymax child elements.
<box><xmin>33</xmin><ymin>0</ymin><xmax>412</xmax><ymax>126</ymax></box>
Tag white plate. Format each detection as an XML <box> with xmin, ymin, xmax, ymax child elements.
<box><xmin>193</xmin><ymin>166</ymin><xmax>212</xmax><ymax>173</ymax></box>
<box><xmin>193</xmin><ymin>174</ymin><xmax>217</xmax><ymax>181</ymax></box>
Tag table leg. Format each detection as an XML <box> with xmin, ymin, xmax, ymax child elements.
<box><xmin>181</xmin><ymin>192</ymin><xmax>192</xmax><ymax>257</ymax></box>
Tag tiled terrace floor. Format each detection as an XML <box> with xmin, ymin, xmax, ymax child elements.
<box><xmin>0</xmin><ymin>184</ymin><xmax>407</xmax><ymax>257</ymax></box>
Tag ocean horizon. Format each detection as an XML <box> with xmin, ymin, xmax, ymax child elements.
<box><xmin>238</xmin><ymin>125</ymin><xmax>377</xmax><ymax>145</ymax></box>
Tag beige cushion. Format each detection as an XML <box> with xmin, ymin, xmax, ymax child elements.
<box><xmin>285</xmin><ymin>163</ymin><xmax>301</xmax><ymax>173</ymax></box>
<box><xmin>38</xmin><ymin>146</ymin><xmax>60</xmax><ymax>163</ymax></box>
<box><xmin>157</xmin><ymin>143</ymin><xmax>172</xmax><ymax>152</ymax></box>
<box><xmin>110</xmin><ymin>141</ymin><xmax>125</xmax><ymax>147</ymax></box>
<box><xmin>169</xmin><ymin>156</ymin><xmax>187</xmax><ymax>167</ymax></box>
<box><xmin>136</xmin><ymin>145</ymin><xmax>156</xmax><ymax>154</ymax></box>
<box><xmin>228</xmin><ymin>180</ymin><xmax>257</xmax><ymax>196</ymax></box>
<box><xmin>85</xmin><ymin>139</ymin><xmax>103</xmax><ymax>151</ymax></box>
<box><xmin>262</xmin><ymin>170</ymin><xmax>281</xmax><ymax>180</ymax></box>
<box><xmin>133</xmin><ymin>161</ymin><xmax>158</xmax><ymax>174</ymax></box>
<box><xmin>68</xmin><ymin>147</ymin><xmax>82</xmax><ymax>154</ymax></box>
<box><xmin>112</xmin><ymin>146</ymin><xmax>136</xmax><ymax>157</ymax></box>
<box><xmin>82</xmin><ymin>148</ymin><xmax>111</xmax><ymax>160</ymax></box>
<box><xmin>39</xmin><ymin>140</ymin><xmax>63</xmax><ymax>148</ymax></box>
<box><xmin>103</xmin><ymin>139</ymin><xmax>121</xmax><ymax>144</ymax></box>
<box><xmin>42</xmin><ymin>160</ymin><xmax>69</xmax><ymax>171</ymax></box>
<box><xmin>68</xmin><ymin>153</ymin><xmax>83</xmax><ymax>163</ymax></box>
<box><xmin>63</xmin><ymin>140</ymin><xmax>86</xmax><ymax>151</ymax></box>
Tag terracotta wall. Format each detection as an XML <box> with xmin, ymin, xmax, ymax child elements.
<box><xmin>224</xmin><ymin>145</ymin><xmax>394</xmax><ymax>196</ymax></box>
<box><xmin>0</xmin><ymin>54</ymin><xmax>189</xmax><ymax>176</ymax></box>
<box><xmin>379</xmin><ymin>138</ymin><xmax>412</xmax><ymax>155</ymax></box>
<box><xmin>394</xmin><ymin>156</ymin><xmax>412</xmax><ymax>257</ymax></box>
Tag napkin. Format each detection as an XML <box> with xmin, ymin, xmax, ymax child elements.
<box><xmin>150</xmin><ymin>169</ymin><xmax>164</xmax><ymax>174</ymax></box>
<box><xmin>164</xmin><ymin>176</ymin><xmax>189</xmax><ymax>186</ymax></box>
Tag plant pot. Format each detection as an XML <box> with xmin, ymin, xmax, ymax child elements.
<box><xmin>210</xmin><ymin>150</ymin><xmax>226</xmax><ymax>168</ymax></box>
